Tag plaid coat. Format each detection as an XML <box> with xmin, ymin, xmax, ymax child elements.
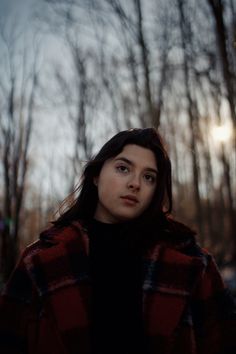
<box><xmin>0</xmin><ymin>221</ymin><xmax>236</xmax><ymax>354</ymax></box>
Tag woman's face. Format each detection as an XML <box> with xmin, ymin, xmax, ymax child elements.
<box><xmin>94</xmin><ymin>144</ymin><xmax>158</xmax><ymax>223</ymax></box>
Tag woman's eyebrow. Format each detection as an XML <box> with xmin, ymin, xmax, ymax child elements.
<box><xmin>114</xmin><ymin>157</ymin><xmax>158</xmax><ymax>174</ymax></box>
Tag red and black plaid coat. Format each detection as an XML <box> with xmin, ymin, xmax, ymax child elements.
<box><xmin>0</xmin><ymin>221</ymin><xmax>236</xmax><ymax>354</ymax></box>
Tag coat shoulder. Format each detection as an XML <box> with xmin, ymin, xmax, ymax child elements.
<box><xmin>1</xmin><ymin>221</ymin><xmax>86</xmax><ymax>302</ymax></box>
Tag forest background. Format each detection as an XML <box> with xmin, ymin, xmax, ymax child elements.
<box><xmin>0</xmin><ymin>0</ymin><xmax>235</xmax><ymax>293</ymax></box>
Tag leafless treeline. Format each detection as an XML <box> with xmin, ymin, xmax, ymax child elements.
<box><xmin>0</xmin><ymin>0</ymin><xmax>235</xmax><ymax>281</ymax></box>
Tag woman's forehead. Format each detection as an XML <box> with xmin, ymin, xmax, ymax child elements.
<box><xmin>112</xmin><ymin>144</ymin><xmax>157</xmax><ymax>170</ymax></box>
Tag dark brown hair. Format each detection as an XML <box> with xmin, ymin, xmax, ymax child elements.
<box><xmin>54</xmin><ymin>128</ymin><xmax>172</xmax><ymax>227</ymax></box>
<box><xmin>52</xmin><ymin>128</ymin><xmax>196</xmax><ymax>248</ymax></box>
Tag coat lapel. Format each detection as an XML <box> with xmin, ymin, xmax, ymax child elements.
<box><xmin>24</xmin><ymin>222</ymin><xmax>90</xmax><ymax>296</ymax></box>
<box><xmin>142</xmin><ymin>243</ymin><xmax>206</xmax><ymax>337</ymax></box>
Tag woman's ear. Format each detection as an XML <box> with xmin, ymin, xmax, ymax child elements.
<box><xmin>93</xmin><ymin>177</ymin><xmax>98</xmax><ymax>186</ymax></box>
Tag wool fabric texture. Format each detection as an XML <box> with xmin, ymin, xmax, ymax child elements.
<box><xmin>0</xmin><ymin>220</ymin><xmax>236</xmax><ymax>354</ymax></box>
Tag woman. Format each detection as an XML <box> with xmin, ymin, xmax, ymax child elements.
<box><xmin>0</xmin><ymin>127</ymin><xmax>235</xmax><ymax>354</ymax></box>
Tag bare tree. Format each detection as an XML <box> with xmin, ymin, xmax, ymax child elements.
<box><xmin>206</xmin><ymin>0</ymin><xmax>236</xmax><ymax>130</ymax></box>
<box><xmin>205</xmin><ymin>0</ymin><xmax>236</xmax><ymax>258</ymax></box>
<box><xmin>54</xmin><ymin>26</ymin><xmax>98</xmax><ymax>190</ymax></box>
<box><xmin>105</xmin><ymin>0</ymin><xmax>170</xmax><ymax>128</ymax></box>
<box><xmin>0</xmin><ymin>19</ymin><xmax>40</xmax><ymax>279</ymax></box>
<box><xmin>176</xmin><ymin>0</ymin><xmax>205</xmax><ymax>241</ymax></box>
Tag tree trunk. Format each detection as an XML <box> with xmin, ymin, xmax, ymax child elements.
<box><xmin>177</xmin><ymin>0</ymin><xmax>204</xmax><ymax>242</ymax></box>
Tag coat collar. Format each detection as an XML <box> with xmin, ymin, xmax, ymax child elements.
<box><xmin>24</xmin><ymin>220</ymin><xmax>206</xmax><ymax>298</ymax></box>
<box><xmin>24</xmin><ymin>221</ymin><xmax>89</xmax><ymax>296</ymax></box>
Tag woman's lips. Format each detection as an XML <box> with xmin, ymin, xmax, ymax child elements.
<box><xmin>120</xmin><ymin>195</ymin><xmax>139</xmax><ymax>204</ymax></box>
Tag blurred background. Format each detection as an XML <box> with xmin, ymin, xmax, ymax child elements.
<box><xmin>0</xmin><ymin>0</ymin><xmax>235</xmax><ymax>293</ymax></box>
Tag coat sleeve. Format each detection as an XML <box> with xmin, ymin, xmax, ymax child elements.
<box><xmin>191</xmin><ymin>252</ymin><xmax>236</xmax><ymax>354</ymax></box>
<box><xmin>0</xmin><ymin>248</ymin><xmax>36</xmax><ymax>354</ymax></box>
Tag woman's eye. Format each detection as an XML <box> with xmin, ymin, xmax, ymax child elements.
<box><xmin>116</xmin><ymin>165</ymin><xmax>129</xmax><ymax>173</ymax></box>
<box><xmin>144</xmin><ymin>174</ymin><xmax>156</xmax><ymax>183</ymax></box>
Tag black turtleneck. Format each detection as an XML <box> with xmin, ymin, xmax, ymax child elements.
<box><xmin>87</xmin><ymin>218</ymin><xmax>146</xmax><ymax>354</ymax></box>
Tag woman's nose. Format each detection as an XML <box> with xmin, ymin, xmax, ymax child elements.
<box><xmin>127</xmin><ymin>174</ymin><xmax>141</xmax><ymax>190</ymax></box>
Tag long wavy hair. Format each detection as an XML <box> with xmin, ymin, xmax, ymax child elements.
<box><xmin>53</xmin><ymin>128</ymin><xmax>195</xmax><ymax>247</ymax></box>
